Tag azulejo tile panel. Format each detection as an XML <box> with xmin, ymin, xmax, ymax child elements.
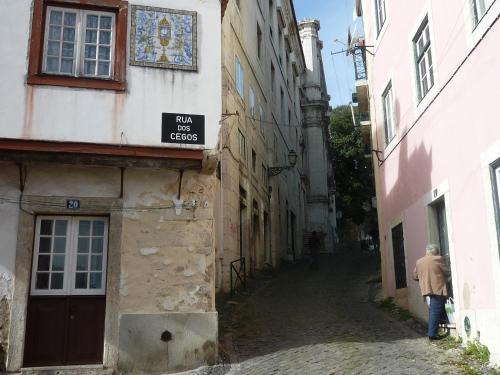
<box><xmin>130</xmin><ymin>5</ymin><xmax>197</xmax><ymax>71</ymax></box>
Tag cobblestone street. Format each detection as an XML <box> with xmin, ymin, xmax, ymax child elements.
<box><xmin>189</xmin><ymin>251</ymin><xmax>464</xmax><ymax>375</ymax></box>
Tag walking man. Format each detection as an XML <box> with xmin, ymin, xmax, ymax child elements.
<box><xmin>413</xmin><ymin>244</ymin><xmax>451</xmax><ymax>340</ymax></box>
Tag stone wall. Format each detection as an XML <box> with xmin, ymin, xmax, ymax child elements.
<box><xmin>1</xmin><ymin>163</ymin><xmax>218</xmax><ymax>373</ymax></box>
<box><xmin>0</xmin><ymin>163</ymin><xmax>20</xmax><ymax>371</ymax></box>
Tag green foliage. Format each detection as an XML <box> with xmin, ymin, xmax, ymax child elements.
<box><xmin>329</xmin><ymin>105</ymin><xmax>375</xmax><ymax>229</ymax></box>
<box><xmin>378</xmin><ymin>297</ymin><xmax>395</xmax><ymax>309</ymax></box>
<box><xmin>463</xmin><ymin>340</ymin><xmax>490</xmax><ymax>364</ymax></box>
<box><xmin>377</xmin><ymin>297</ymin><xmax>412</xmax><ymax>321</ymax></box>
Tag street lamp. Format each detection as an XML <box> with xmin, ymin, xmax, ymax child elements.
<box><xmin>268</xmin><ymin>150</ymin><xmax>298</xmax><ymax>177</ymax></box>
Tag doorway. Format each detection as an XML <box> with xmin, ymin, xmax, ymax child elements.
<box><xmin>24</xmin><ymin>216</ymin><xmax>108</xmax><ymax>367</ymax></box>
<box><xmin>391</xmin><ymin>223</ymin><xmax>407</xmax><ymax>289</ymax></box>
<box><xmin>429</xmin><ymin>198</ymin><xmax>453</xmax><ymax>297</ymax></box>
<box><xmin>239</xmin><ymin>201</ymin><xmax>247</xmax><ymax>261</ymax></box>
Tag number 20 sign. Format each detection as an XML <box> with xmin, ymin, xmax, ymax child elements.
<box><xmin>66</xmin><ymin>200</ymin><xmax>80</xmax><ymax>209</ymax></box>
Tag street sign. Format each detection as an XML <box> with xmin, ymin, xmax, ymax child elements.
<box><xmin>161</xmin><ymin>113</ymin><xmax>205</xmax><ymax>145</ymax></box>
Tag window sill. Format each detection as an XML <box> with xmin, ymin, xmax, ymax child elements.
<box><xmin>27</xmin><ymin>74</ymin><xmax>126</xmax><ymax>91</ymax></box>
<box><xmin>383</xmin><ymin>135</ymin><xmax>398</xmax><ymax>159</ymax></box>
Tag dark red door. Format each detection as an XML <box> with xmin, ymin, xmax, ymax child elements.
<box><xmin>66</xmin><ymin>297</ymin><xmax>106</xmax><ymax>365</ymax></box>
<box><xmin>24</xmin><ymin>298</ymin><xmax>67</xmax><ymax>367</ymax></box>
<box><xmin>24</xmin><ymin>297</ymin><xmax>106</xmax><ymax>367</ymax></box>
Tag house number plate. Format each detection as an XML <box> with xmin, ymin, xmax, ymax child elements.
<box><xmin>66</xmin><ymin>200</ymin><xmax>80</xmax><ymax>209</ymax></box>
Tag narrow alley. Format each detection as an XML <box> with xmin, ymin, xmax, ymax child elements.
<box><xmin>196</xmin><ymin>250</ymin><xmax>463</xmax><ymax>375</ymax></box>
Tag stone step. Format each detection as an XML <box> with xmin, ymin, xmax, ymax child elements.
<box><xmin>21</xmin><ymin>365</ymin><xmax>113</xmax><ymax>375</ymax></box>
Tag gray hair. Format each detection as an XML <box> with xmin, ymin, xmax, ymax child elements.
<box><xmin>426</xmin><ymin>244</ymin><xmax>440</xmax><ymax>255</ymax></box>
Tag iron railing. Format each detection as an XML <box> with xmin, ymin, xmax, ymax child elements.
<box><xmin>353</xmin><ymin>48</ymin><xmax>367</xmax><ymax>81</ymax></box>
<box><xmin>230</xmin><ymin>257</ymin><xmax>246</xmax><ymax>296</ymax></box>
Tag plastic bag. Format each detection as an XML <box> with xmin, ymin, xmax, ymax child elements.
<box><xmin>445</xmin><ymin>297</ymin><xmax>455</xmax><ymax>324</ymax></box>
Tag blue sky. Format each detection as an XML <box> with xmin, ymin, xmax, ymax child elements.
<box><xmin>294</xmin><ymin>0</ymin><xmax>356</xmax><ymax>108</ymax></box>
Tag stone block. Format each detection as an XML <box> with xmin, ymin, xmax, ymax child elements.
<box><xmin>118</xmin><ymin>312</ymin><xmax>218</xmax><ymax>374</ymax></box>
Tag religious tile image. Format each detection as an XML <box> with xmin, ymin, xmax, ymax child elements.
<box><xmin>130</xmin><ymin>5</ymin><xmax>197</xmax><ymax>71</ymax></box>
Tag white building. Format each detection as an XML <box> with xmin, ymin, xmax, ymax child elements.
<box><xmin>299</xmin><ymin>20</ymin><xmax>336</xmax><ymax>252</ymax></box>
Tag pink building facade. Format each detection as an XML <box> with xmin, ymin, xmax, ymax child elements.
<box><xmin>356</xmin><ymin>0</ymin><xmax>500</xmax><ymax>362</ymax></box>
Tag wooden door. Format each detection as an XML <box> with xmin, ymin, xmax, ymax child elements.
<box><xmin>24</xmin><ymin>217</ymin><xmax>108</xmax><ymax>367</ymax></box>
<box><xmin>391</xmin><ymin>223</ymin><xmax>407</xmax><ymax>289</ymax></box>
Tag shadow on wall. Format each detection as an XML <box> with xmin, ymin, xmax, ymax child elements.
<box><xmin>379</xmin><ymin>98</ymin><xmax>434</xmax><ymax>294</ymax></box>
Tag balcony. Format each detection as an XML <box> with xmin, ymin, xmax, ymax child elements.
<box><xmin>353</xmin><ymin>47</ymin><xmax>369</xmax><ymax>117</ymax></box>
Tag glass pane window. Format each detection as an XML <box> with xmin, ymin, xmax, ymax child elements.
<box><xmin>33</xmin><ymin>218</ymin><xmax>69</xmax><ymax>292</ymax></box>
<box><xmin>473</xmin><ymin>0</ymin><xmax>495</xmax><ymax>26</ymax></box>
<box><xmin>74</xmin><ymin>219</ymin><xmax>106</xmax><ymax>290</ymax></box>
<box><xmin>83</xmin><ymin>13</ymin><xmax>113</xmax><ymax>77</ymax></box>
<box><xmin>43</xmin><ymin>7</ymin><xmax>114</xmax><ymax>78</ymax></box>
<box><xmin>493</xmin><ymin>164</ymin><xmax>500</xmax><ymax>251</ymax></box>
<box><xmin>45</xmin><ymin>8</ymin><xmax>77</xmax><ymax>74</ymax></box>
<box><xmin>249</xmin><ymin>87</ymin><xmax>255</xmax><ymax>117</ymax></box>
<box><xmin>375</xmin><ymin>0</ymin><xmax>386</xmax><ymax>34</ymax></box>
<box><xmin>382</xmin><ymin>82</ymin><xmax>396</xmax><ymax>145</ymax></box>
<box><xmin>31</xmin><ymin>217</ymin><xmax>108</xmax><ymax>296</ymax></box>
<box><xmin>413</xmin><ymin>18</ymin><xmax>434</xmax><ymax>101</ymax></box>
<box><xmin>235</xmin><ymin>56</ymin><xmax>244</xmax><ymax>98</ymax></box>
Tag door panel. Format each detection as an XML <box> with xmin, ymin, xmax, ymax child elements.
<box><xmin>391</xmin><ymin>223</ymin><xmax>407</xmax><ymax>289</ymax></box>
<box><xmin>24</xmin><ymin>298</ymin><xmax>67</xmax><ymax>367</ymax></box>
<box><xmin>66</xmin><ymin>297</ymin><xmax>106</xmax><ymax>364</ymax></box>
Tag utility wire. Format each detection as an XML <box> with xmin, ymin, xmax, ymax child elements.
<box><xmin>0</xmin><ymin>196</ymin><xmax>210</xmax><ymax>213</ymax></box>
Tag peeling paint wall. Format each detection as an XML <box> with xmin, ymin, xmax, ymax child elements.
<box><xmin>0</xmin><ymin>163</ymin><xmax>21</xmax><ymax>370</ymax></box>
<box><xmin>1</xmin><ymin>163</ymin><xmax>218</xmax><ymax>372</ymax></box>
<box><xmin>120</xmin><ymin>169</ymin><xmax>216</xmax><ymax>314</ymax></box>
<box><xmin>1</xmin><ymin>0</ymin><xmax>222</xmax><ymax>150</ymax></box>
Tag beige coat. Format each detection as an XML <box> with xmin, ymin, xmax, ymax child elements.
<box><xmin>412</xmin><ymin>254</ymin><xmax>451</xmax><ymax>296</ymax></box>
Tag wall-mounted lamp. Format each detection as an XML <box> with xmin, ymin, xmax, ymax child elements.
<box><xmin>268</xmin><ymin>150</ymin><xmax>298</xmax><ymax>177</ymax></box>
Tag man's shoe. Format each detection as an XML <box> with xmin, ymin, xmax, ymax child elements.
<box><xmin>428</xmin><ymin>335</ymin><xmax>444</xmax><ymax>341</ymax></box>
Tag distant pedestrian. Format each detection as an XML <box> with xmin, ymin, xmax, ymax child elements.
<box><xmin>309</xmin><ymin>231</ymin><xmax>320</xmax><ymax>270</ymax></box>
<box><xmin>412</xmin><ymin>244</ymin><xmax>451</xmax><ymax>340</ymax></box>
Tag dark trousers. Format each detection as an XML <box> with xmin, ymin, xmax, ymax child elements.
<box><xmin>428</xmin><ymin>295</ymin><xmax>447</xmax><ymax>337</ymax></box>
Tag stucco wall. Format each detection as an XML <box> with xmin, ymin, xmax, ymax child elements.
<box><xmin>120</xmin><ymin>168</ymin><xmax>216</xmax><ymax>313</ymax></box>
<box><xmin>362</xmin><ymin>0</ymin><xmax>500</xmax><ymax>362</ymax></box>
<box><xmin>0</xmin><ymin>0</ymin><xmax>221</xmax><ymax>150</ymax></box>
<box><xmin>1</xmin><ymin>163</ymin><xmax>217</xmax><ymax>372</ymax></box>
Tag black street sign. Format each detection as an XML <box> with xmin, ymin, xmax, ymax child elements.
<box><xmin>162</xmin><ymin>113</ymin><xmax>205</xmax><ymax>145</ymax></box>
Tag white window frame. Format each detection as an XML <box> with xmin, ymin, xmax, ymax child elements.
<box><xmin>31</xmin><ymin>216</ymin><xmax>109</xmax><ymax>296</ymax></box>
<box><xmin>472</xmin><ymin>0</ymin><xmax>496</xmax><ymax>26</ymax></box>
<box><xmin>235</xmin><ymin>56</ymin><xmax>244</xmax><ymax>99</ymax></box>
<box><xmin>413</xmin><ymin>17</ymin><xmax>434</xmax><ymax>102</ymax></box>
<box><xmin>43</xmin><ymin>6</ymin><xmax>115</xmax><ymax>79</ymax></box>
<box><xmin>382</xmin><ymin>81</ymin><xmax>396</xmax><ymax>146</ymax></box>
<box><xmin>374</xmin><ymin>0</ymin><xmax>386</xmax><ymax>34</ymax></box>
<box><xmin>493</xmin><ymin>162</ymin><xmax>500</xmax><ymax>248</ymax></box>
<box><xmin>249</xmin><ymin>86</ymin><xmax>255</xmax><ymax>117</ymax></box>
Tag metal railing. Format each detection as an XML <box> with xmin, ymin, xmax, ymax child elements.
<box><xmin>353</xmin><ymin>48</ymin><xmax>367</xmax><ymax>81</ymax></box>
<box><xmin>230</xmin><ymin>257</ymin><xmax>246</xmax><ymax>296</ymax></box>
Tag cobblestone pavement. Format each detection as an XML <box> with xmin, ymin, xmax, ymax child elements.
<box><xmin>186</xmin><ymin>252</ymin><xmax>463</xmax><ymax>375</ymax></box>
